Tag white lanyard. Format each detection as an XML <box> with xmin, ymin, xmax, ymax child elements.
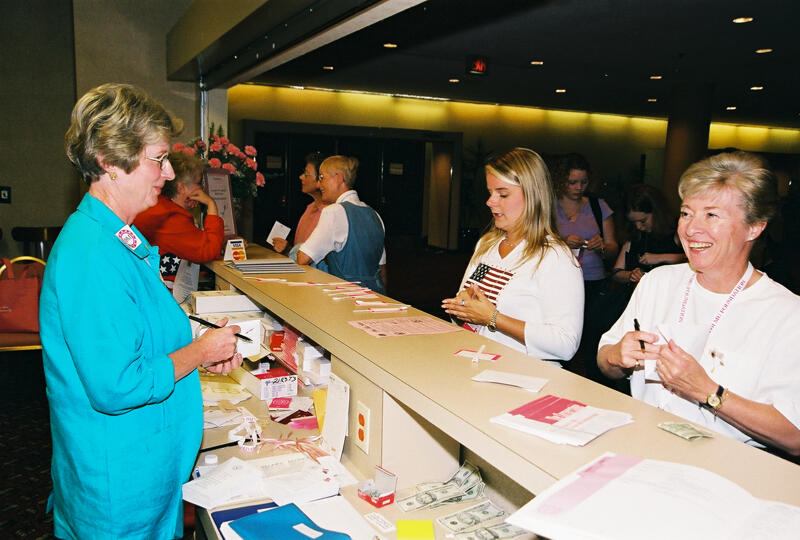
<box><xmin>677</xmin><ymin>262</ymin><xmax>754</xmax><ymax>337</ymax></box>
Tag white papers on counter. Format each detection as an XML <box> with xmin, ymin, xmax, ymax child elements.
<box><xmin>508</xmin><ymin>452</ymin><xmax>800</xmax><ymax>540</ymax></box>
<box><xmin>490</xmin><ymin>394</ymin><xmax>632</xmax><ymax>446</ymax></box>
<box><xmin>182</xmin><ymin>457</ymin><xmax>269</xmax><ymax>509</ymax></box>
<box><xmin>183</xmin><ymin>453</ymin><xmax>357</xmax><ymax>510</ymax></box>
<box><xmin>472</xmin><ymin>369</ymin><xmax>548</xmax><ymax>392</ymax></box>
<box><xmin>231</xmin><ymin>258</ymin><xmax>305</xmax><ymax>274</ymax></box>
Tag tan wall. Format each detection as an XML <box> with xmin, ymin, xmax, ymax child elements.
<box><xmin>0</xmin><ymin>0</ymin><xmax>197</xmax><ymax>258</ymax></box>
<box><xmin>227</xmin><ymin>84</ymin><xmax>800</xmax><ymax>186</ymax></box>
<box><xmin>0</xmin><ymin>1</ymin><xmax>77</xmax><ymax>258</ymax></box>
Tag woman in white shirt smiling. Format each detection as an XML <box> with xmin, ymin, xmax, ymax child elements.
<box><xmin>442</xmin><ymin>147</ymin><xmax>584</xmax><ymax>363</ymax></box>
<box><xmin>598</xmin><ymin>151</ymin><xmax>800</xmax><ymax>455</ymax></box>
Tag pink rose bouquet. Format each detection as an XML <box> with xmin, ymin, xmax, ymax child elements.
<box><xmin>177</xmin><ymin>127</ymin><xmax>264</xmax><ymax>198</ymax></box>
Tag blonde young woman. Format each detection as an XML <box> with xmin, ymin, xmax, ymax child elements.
<box><xmin>442</xmin><ymin>147</ymin><xmax>584</xmax><ymax>363</ymax></box>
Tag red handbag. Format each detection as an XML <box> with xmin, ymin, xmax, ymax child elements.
<box><xmin>0</xmin><ymin>258</ymin><xmax>44</xmax><ymax>333</ymax></box>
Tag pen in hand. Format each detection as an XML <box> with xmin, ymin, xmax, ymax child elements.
<box><xmin>188</xmin><ymin>315</ymin><xmax>253</xmax><ymax>343</ymax></box>
<box><xmin>633</xmin><ymin>318</ymin><xmax>645</xmax><ymax>354</ymax></box>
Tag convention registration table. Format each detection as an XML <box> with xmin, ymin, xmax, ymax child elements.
<box><xmin>196</xmin><ymin>244</ymin><xmax>800</xmax><ymax>538</ymax></box>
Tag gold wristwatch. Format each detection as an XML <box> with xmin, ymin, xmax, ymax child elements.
<box><xmin>487</xmin><ymin>309</ymin><xmax>498</xmax><ymax>332</ymax></box>
<box><xmin>705</xmin><ymin>385</ymin><xmax>725</xmax><ymax>410</ymax></box>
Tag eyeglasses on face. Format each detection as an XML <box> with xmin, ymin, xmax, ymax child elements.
<box><xmin>146</xmin><ymin>154</ymin><xmax>171</xmax><ymax>170</ymax></box>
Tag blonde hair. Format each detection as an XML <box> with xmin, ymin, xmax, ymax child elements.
<box><xmin>65</xmin><ymin>83</ymin><xmax>183</xmax><ymax>184</ymax></box>
<box><xmin>321</xmin><ymin>155</ymin><xmax>359</xmax><ymax>188</ymax></box>
<box><xmin>678</xmin><ymin>151</ymin><xmax>777</xmax><ymax>224</ymax></box>
<box><xmin>161</xmin><ymin>150</ymin><xmax>207</xmax><ymax>199</ymax></box>
<box><xmin>469</xmin><ymin>147</ymin><xmax>569</xmax><ymax>271</ymax></box>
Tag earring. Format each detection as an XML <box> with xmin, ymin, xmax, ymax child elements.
<box><xmin>109</xmin><ymin>171</ymin><xmax>118</xmax><ymax>180</ymax></box>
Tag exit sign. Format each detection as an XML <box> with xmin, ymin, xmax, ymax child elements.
<box><xmin>466</xmin><ymin>55</ymin><xmax>489</xmax><ymax>75</ymax></box>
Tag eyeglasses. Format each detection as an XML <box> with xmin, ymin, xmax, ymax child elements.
<box><xmin>146</xmin><ymin>154</ymin><xmax>171</xmax><ymax>170</ymax></box>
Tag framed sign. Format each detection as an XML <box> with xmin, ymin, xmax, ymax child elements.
<box><xmin>205</xmin><ymin>168</ymin><xmax>237</xmax><ymax>237</ymax></box>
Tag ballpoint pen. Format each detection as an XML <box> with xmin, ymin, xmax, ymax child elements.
<box><xmin>188</xmin><ymin>315</ymin><xmax>253</xmax><ymax>343</ymax></box>
<box><xmin>633</xmin><ymin>318</ymin><xmax>645</xmax><ymax>354</ymax></box>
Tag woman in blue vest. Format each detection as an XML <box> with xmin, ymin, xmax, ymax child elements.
<box><xmin>40</xmin><ymin>83</ymin><xmax>243</xmax><ymax>539</ymax></box>
<box><xmin>297</xmin><ymin>155</ymin><xmax>387</xmax><ymax>293</ymax></box>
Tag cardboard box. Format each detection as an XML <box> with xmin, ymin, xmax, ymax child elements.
<box><xmin>191</xmin><ymin>290</ymin><xmax>260</xmax><ymax>314</ymax></box>
<box><xmin>230</xmin><ymin>364</ymin><xmax>298</xmax><ymax>401</ymax></box>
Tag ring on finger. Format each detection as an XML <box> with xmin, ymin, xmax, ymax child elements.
<box><xmin>461</xmin><ymin>299</ymin><xmax>465</xmax><ymax>306</ymax></box>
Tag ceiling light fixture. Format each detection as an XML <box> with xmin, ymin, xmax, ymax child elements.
<box><xmin>750</xmin><ymin>85</ymin><xmax>764</xmax><ymax>91</ymax></box>
<box><xmin>755</xmin><ymin>48</ymin><xmax>773</xmax><ymax>54</ymax></box>
<box><xmin>383</xmin><ymin>42</ymin><xmax>398</xmax><ymax>48</ymax></box>
<box><xmin>732</xmin><ymin>17</ymin><xmax>754</xmax><ymax>23</ymax></box>
<box><xmin>649</xmin><ymin>75</ymin><xmax>662</xmax><ymax>80</ymax></box>
<box><xmin>530</xmin><ymin>60</ymin><xmax>544</xmax><ymax>65</ymax></box>
<box><xmin>323</xmin><ymin>65</ymin><xmax>334</xmax><ymax>70</ymax></box>
<box><xmin>647</xmin><ymin>98</ymin><xmax>657</xmax><ymax>102</ymax></box>
<box><xmin>555</xmin><ymin>88</ymin><xmax>566</xmax><ymax>93</ymax></box>
<box><xmin>449</xmin><ymin>78</ymin><xmax>460</xmax><ymax>83</ymax></box>
<box><xmin>726</xmin><ymin>106</ymin><xmax>737</xmax><ymax>110</ymax></box>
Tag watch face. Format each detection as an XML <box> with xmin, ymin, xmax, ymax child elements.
<box><xmin>707</xmin><ymin>394</ymin><xmax>721</xmax><ymax>408</ymax></box>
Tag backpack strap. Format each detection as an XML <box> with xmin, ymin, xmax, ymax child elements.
<box><xmin>588</xmin><ymin>195</ymin><xmax>604</xmax><ymax>240</ymax></box>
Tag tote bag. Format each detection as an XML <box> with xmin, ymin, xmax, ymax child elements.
<box><xmin>0</xmin><ymin>258</ymin><xmax>44</xmax><ymax>333</ymax></box>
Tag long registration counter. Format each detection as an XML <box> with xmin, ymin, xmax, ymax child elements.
<box><xmin>208</xmin><ymin>245</ymin><xmax>800</xmax><ymax>511</ymax></box>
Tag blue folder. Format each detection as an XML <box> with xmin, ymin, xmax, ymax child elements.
<box><xmin>228</xmin><ymin>503</ymin><xmax>352</xmax><ymax>540</ymax></box>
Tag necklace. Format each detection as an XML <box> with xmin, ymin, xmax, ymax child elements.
<box><xmin>502</xmin><ymin>237</ymin><xmax>519</xmax><ymax>247</ymax></box>
<box><xmin>560</xmin><ymin>199</ymin><xmax>584</xmax><ymax>222</ymax></box>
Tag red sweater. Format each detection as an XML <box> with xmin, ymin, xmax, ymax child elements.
<box><xmin>134</xmin><ymin>196</ymin><xmax>225</xmax><ymax>263</ymax></box>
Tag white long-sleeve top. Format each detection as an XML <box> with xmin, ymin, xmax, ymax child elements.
<box><xmin>458</xmin><ymin>238</ymin><xmax>584</xmax><ymax>362</ymax></box>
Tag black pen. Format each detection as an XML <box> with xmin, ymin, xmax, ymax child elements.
<box><xmin>633</xmin><ymin>318</ymin><xmax>645</xmax><ymax>354</ymax></box>
<box><xmin>199</xmin><ymin>440</ymin><xmax>240</xmax><ymax>453</ymax></box>
<box><xmin>188</xmin><ymin>315</ymin><xmax>253</xmax><ymax>343</ymax></box>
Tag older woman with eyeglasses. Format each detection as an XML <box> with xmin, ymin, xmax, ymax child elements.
<box><xmin>598</xmin><ymin>151</ymin><xmax>800</xmax><ymax>456</ymax></box>
<box><xmin>40</xmin><ymin>83</ymin><xmax>243</xmax><ymax>539</ymax></box>
<box><xmin>271</xmin><ymin>151</ymin><xmax>330</xmax><ymax>271</ymax></box>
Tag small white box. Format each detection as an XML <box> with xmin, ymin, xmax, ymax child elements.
<box><xmin>201</xmin><ymin>313</ymin><xmax>262</xmax><ymax>357</ymax></box>
<box><xmin>191</xmin><ymin>290</ymin><xmax>260</xmax><ymax>314</ymax></box>
<box><xmin>230</xmin><ymin>365</ymin><xmax>298</xmax><ymax>401</ymax></box>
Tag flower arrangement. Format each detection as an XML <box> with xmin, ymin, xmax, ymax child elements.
<box><xmin>173</xmin><ymin>127</ymin><xmax>265</xmax><ymax>199</ymax></box>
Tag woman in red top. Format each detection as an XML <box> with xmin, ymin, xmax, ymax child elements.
<box><xmin>134</xmin><ymin>150</ymin><xmax>225</xmax><ymax>287</ymax></box>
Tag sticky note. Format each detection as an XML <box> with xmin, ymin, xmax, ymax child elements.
<box><xmin>396</xmin><ymin>519</ymin><xmax>435</xmax><ymax>539</ymax></box>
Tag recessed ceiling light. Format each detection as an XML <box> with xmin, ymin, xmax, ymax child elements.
<box><xmin>649</xmin><ymin>75</ymin><xmax>663</xmax><ymax>80</ymax></box>
<box><xmin>750</xmin><ymin>85</ymin><xmax>764</xmax><ymax>91</ymax></box>
<box><xmin>755</xmin><ymin>48</ymin><xmax>773</xmax><ymax>54</ymax></box>
<box><xmin>530</xmin><ymin>60</ymin><xmax>544</xmax><ymax>65</ymax></box>
<box><xmin>449</xmin><ymin>78</ymin><xmax>460</xmax><ymax>83</ymax></box>
<box><xmin>732</xmin><ymin>17</ymin><xmax>754</xmax><ymax>23</ymax></box>
<box><xmin>383</xmin><ymin>42</ymin><xmax>398</xmax><ymax>48</ymax></box>
<box><xmin>726</xmin><ymin>106</ymin><xmax>737</xmax><ymax>111</ymax></box>
<box><xmin>323</xmin><ymin>65</ymin><xmax>334</xmax><ymax>70</ymax></box>
<box><xmin>555</xmin><ymin>88</ymin><xmax>566</xmax><ymax>93</ymax></box>
<box><xmin>647</xmin><ymin>98</ymin><xmax>657</xmax><ymax>102</ymax></box>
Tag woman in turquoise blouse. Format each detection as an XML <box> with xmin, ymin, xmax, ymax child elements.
<box><xmin>40</xmin><ymin>83</ymin><xmax>243</xmax><ymax>540</ymax></box>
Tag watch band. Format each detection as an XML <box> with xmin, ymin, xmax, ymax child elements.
<box><xmin>488</xmin><ymin>309</ymin><xmax>498</xmax><ymax>332</ymax></box>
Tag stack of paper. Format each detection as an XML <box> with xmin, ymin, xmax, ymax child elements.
<box><xmin>231</xmin><ymin>258</ymin><xmax>305</xmax><ymax>274</ymax></box>
<box><xmin>508</xmin><ymin>452</ymin><xmax>800</xmax><ymax>540</ymax></box>
<box><xmin>490</xmin><ymin>394</ymin><xmax>633</xmax><ymax>446</ymax></box>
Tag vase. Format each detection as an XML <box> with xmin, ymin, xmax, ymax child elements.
<box><xmin>232</xmin><ymin>197</ymin><xmax>254</xmax><ymax>242</ymax></box>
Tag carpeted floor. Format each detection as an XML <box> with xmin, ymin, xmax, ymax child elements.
<box><xmin>0</xmin><ymin>238</ymin><xmax>471</xmax><ymax>539</ymax></box>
